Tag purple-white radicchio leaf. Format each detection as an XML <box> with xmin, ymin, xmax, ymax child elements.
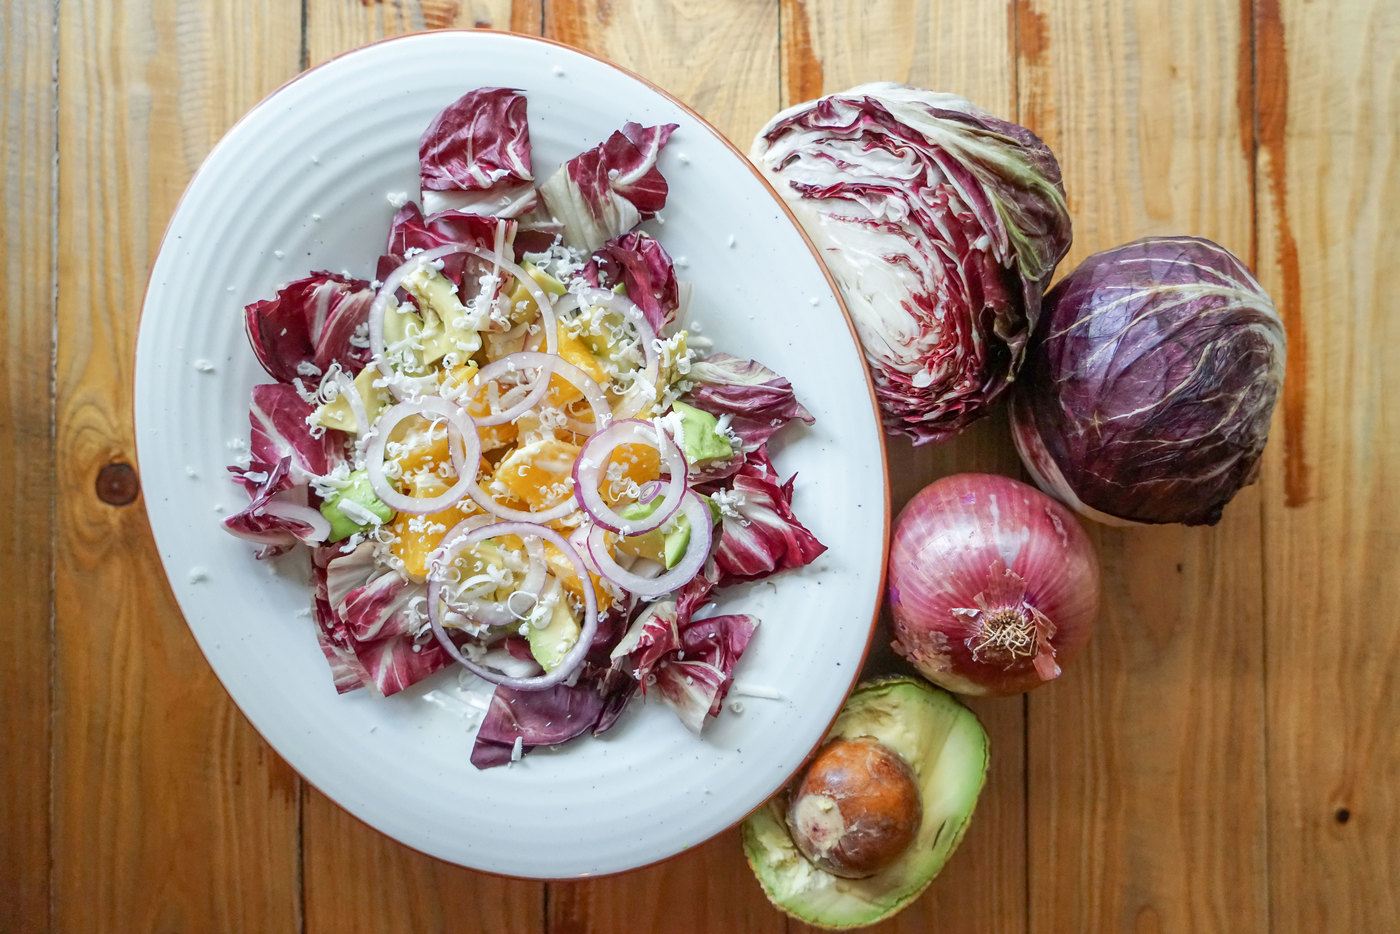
<box><xmin>380</xmin><ymin>203</ymin><xmax>519</xmax><ymax>291</ymax></box>
<box><xmin>244</xmin><ymin>272</ymin><xmax>376</xmax><ymax>385</ymax></box>
<box><xmin>244</xmin><ymin>383</ymin><xmax>341</xmax><ymax>483</ymax></box>
<box><xmin>1011</xmin><ymin>236</ymin><xmax>1285</xmax><ymax>526</ymax></box>
<box><xmin>752</xmin><ymin>83</ymin><xmax>1072</xmax><ymax>444</ymax></box>
<box><xmin>608</xmin><ymin>562</ymin><xmax>718</xmax><ymax>682</ymax></box>
<box><xmin>712</xmin><ymin>448</ymin><xmax>826</xmax><ymax>584</ymax></box>
<box><xmin>352</xmin><ymin>635</ymin><xmax>449</xmax><ymax>698</ymax></box>
<box><xmin>539</xmin><ymin>121</ymin><xmax>678</xmax><ymax>252</ymax></box>
<box><xmin>419</xmin><ymin>87</ymin><xmax>533</xmax><ymax>192</ymax></box>
<box><xmin>325</xmin><ymin>543</ymin><xmax>425</xmax><ymax>643</ymax></box>
<box><xmin>682</xmin><ymin>353</ymin><xmax>814</xmax><ymax>460</ymax></box>
<box><xmin>311</xmin><ymin>552</ymin><xmax>369</xmax><ymax>692</ymax></box>
<box><xmin>582</xmin><ymin>230</ymin><xmax>679</xmax><ymax>332</ymax></box>
<box><xmin>222</xmin><ymin>459</ymin><xmax>318</xmax><ymax>558</ymax></box>
<box><xmin>470</xmin><ymin>679</ymin><xmax>607</xmax><ymax>769</ymax></box>
<box><xmin>652</xmin><ymin>614</ymin><xmax>758</xmax><ymax>733</ymax></box>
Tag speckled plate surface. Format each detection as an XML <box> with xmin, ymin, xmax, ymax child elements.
<box><xmin>134</xmin><ymin>31</ymin><xmax>887</xmax><ymax>878</ymax></box>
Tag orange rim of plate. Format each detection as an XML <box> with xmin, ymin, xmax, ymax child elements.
<box><xmin>133</xmin><ymin>28</ymin><xmax>892</xmax><ymax>882</ymax></box>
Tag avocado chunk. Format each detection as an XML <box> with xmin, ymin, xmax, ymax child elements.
<box><xmin>670</xmin><ymin>401</ymin><xmax>734</xmax><ymax>467</ymax></box>
<box><xmin>526</xmin><ymin>597</ymin><xmax>581</xmax><ymax>672</ymax></box>
<box><xmin>319</xmin><ymin>469</ymin><xmax>394</xmax><ymax>542</ymax></box>
<box><xmin>742</xmin><ymin>678</ymin><xmax>989</xmax><ymax>930</ymax></box>
<box><xmin>614</xmin><ymin>499</ymin><xmax>691</xmax><ymax>569</ymax></box>
<box><xmin>311</xmin><ymin>365</ymin><xmax>390</xmax><ymax>434</ymax></box>
<box><xmin>400</xmin><ymin>264</ymin><xmax>482</xmax><ymax>363</ymax></box>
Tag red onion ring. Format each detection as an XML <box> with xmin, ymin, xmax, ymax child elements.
<box><xmin>369</xmin><ymin>243</ymin><xmax>560</xmax><ymax>401</ymax></box>
<box><xmin>572</xmin><ymin>419</ymin><xmax>687</xmax><ymax>535</ymax></box>
<box><xmin>427</xmin><ymin>522</ymin><xmax>598</xmax><ymax>690</ymax></box>
<box><xmin>364</xmin><ymin>397</ymin><xmax>482</xmax><ymax>514</ymax></box>
<box><xmin>585</xmin><ymin>491</ymin><xmax>712</xmax><ymax>598</ymax></box>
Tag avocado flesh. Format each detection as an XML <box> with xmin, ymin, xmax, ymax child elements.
<box><xmin>742</xmin><ymin>677</ymin><xmax>989</xmax><ymax>930</ymax></box>
<box><xmin>670</xmin><ymin>401</ymin><xmax>734</xmax><ymax>467</ymax></box>
<box><xmin>320</xmin><ymin>470</ymin><xmax>394</xmax><ymax>542</ymax></box>
<box><xmin>614</xmin><ymin>499</ymin><xmax>691</xmax><ymax>569</ymax></box>
<box><xmin>526</xmin><ymin>598</ymin><xmax>580</xmax><ymax>672</ymax></box>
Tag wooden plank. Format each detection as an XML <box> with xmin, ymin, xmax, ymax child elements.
<box><xmin>1256</xmin><ymin>0</ymin><xmax>1400</xmax><ymax>929</ymax></box>
<box><xmin>0</xmin><ymin>1</ymin><xmax>56</xmax><ymax>931</ymax></box>
<box><xmin>52</xmin><ymin>2</ymin><xmax>304</xmax><ymax>931</ymax></box>
<box><xmin>541</xmin><ymin>2</ymin><xmax>783</xmax><ymax>931</ymax></box>
<box><xmin>1017</xmin><ymin>1</ymin><xmax>1268</xmax><ymax>930</ymax></box>
<box><xmin>305</xmin><ymin>0</ymin><xmax>541</xmax><ymax>68</ymax></box>
<box><xmin>301</xmin><ymin>7</ymin><xmax>547</xmax><ymax>934</ymax></box>
<box><xmin>780</xmin><ymin>2</ymin><xmax>1025</xmax><ymax>932</ymax></box>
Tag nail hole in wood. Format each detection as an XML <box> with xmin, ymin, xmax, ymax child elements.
<box><xmin>1335</xmin><ymin>807</ymin><xmax>1351</xmax><ymax>825</ymax></box>
<box><xmin>96</xmin><ymin>462</ymin><xmax>140</xmax><ymax>506</ymax></box>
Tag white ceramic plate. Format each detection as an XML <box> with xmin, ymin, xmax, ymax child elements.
<box><xmin>135</xmin><ymin>31</ymin><xmax>887</xmax><ymax>878</ymax></box>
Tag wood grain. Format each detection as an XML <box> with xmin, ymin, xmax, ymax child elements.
<box><xmin>1017</xmin><ymin>1</ymin><xmax>1270</xmax><ymax>930</ymax></box>
<box><xmin>1</xmin><ymin>2</ymin><xmax>56</xmax><ymax>931</ymax></box>
<box><xmin>541</xmin><ymin>2</ymin><xmax>783</xmax><ymax>930</ymax></box>
<box><xmin>305</xmin><ymin>0</ymin><xmax>540</xmax><ymax>68</ymax></box>
<box><xmin>51</xmin><ymin>2</ymin><xmax>304</xmax><ymax>932</ymax></box>
<box><xmin>301</xmin><ymin>6</ymin><xmax>547</xmax><ymax>934</ymax></box>
<box><xmin>779</xmin><ymin>2</ymin><xmax>1027</xmax><ymax>932</ymax></box>
<box><xmin>1257</xmin><ymin>0</ymin><xmax>1400</xmax><ymax>929</ymax></box>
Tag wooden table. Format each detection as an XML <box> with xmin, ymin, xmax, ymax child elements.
<box><xmin>4</xmin><ymin>1</ymin><xmax>1395</xmax><ymax>931</ymax></box>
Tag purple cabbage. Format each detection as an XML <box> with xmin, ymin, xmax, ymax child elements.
<box><xmin>751</xmin><ymin>83</ymin><xmax>1072</xmax><ymax>444</ymax></box>
<box><xmin>1011</xmin><ymin>236</ymin><xmax>1285</xmax><ymax>526</ymax></box>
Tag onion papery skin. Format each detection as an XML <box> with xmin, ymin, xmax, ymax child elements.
<box><xmin>887</xmin><ymin>473</ymin><xmax>1099</xmax><ymax>696</ymax></box>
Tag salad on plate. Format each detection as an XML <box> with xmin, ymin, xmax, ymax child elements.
<box><xmin>221</xmin><ymin>87</ymin><xmax>826</xmax><ymax>767</ymax></box>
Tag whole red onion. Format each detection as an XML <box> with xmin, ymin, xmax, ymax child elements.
<box><xmin>888</xmin><ymin>473</ymin><xmax>1099</xmax><ymax>695</ymax></box>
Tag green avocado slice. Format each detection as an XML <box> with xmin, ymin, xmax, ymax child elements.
<box><xmin>742</xmin><ymin>677</ymin><xmax>989</xmax><ymax>930</ymax></box>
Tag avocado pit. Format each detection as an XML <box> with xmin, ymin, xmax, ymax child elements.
<box><xmin>786</xmin><ymin>736</ymin><xmax>922</xmax><ymax>879</ymax></box>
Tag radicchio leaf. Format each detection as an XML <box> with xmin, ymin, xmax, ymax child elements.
<box><xmin>470</xmin><ymin>679</ymin><xmax>607</xmax><ymax>769</ymax></box>
<box><xmin>312</xmin><ymin>549</ymin><xmax>370</xmax><ymax>693</ymax></box>
<box><xmin>581</xmin><ymin>230</ymin><xmax>679</xmax><ymax>332</ymax></box>
<box><xmin>419</xmin><ymin>87</ymin><xmax>533</xmax><ymax>192</ymax></box>
<box><xmin>244</xmin><ymin>272</ymin><xmax>376</xmax><ymax>385</ymax></box>
<box><xmin>353</xmin><ymin>636</ymin><xmax>449</xmax><ymax>698</ymax></box>
<box><xmin>752</xmin><ymin>82</ymin><xmax>1072</xmax><ymax>444</ymax></box>
<box><xmin>243</xmin><ymin>383</ymin><xmax>341</xmax><ymax>483</ymax></box>
<box><xmin>539</xmin><ymin>121</ymin><xmax>678</xmax><ymax>252</ymax></box>
<box><xmin>652</xmin><ymin>614</ymin><xmax>758</xmax><ymax>733</ymax></box>
<box><xmin>381</xmin><ymin>203</ymin><xmax>519</xmax><ymax>291</ymax></box>
<box><xmin>221</xmin><ymin>459</ymin><xmax>310</xmax><ymax>558</ymax></box>
<box><xmin>711</xmin><ymin>448</ymin><xmax>826</xmax><ymax>584</ymax></box>
<box><xmin>683</xmin><ymin>353</ymin><xmax>814</xmax><ymax>462</ymax></box>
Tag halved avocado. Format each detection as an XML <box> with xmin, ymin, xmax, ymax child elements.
<box><xmin>742</xmin><ymin>677</ymin><xmax>989</xmax><ymax>929</ymax></box>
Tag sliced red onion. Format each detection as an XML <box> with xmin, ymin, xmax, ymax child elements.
<box><xmin>427</xmin><ymin>522</ymin><xmax>598</xmax><ymax>690</ymax></box>
<box><xmin>638</xmin><ymin>480</ymin><xmax>662</xmax><ymax>504</ymax></box>
<box><xmin>258</xmin><ymin>499</ymin><xmax>331</xmax><ymax>544</ymax></box>
<box><xmin>369</xmin><ymin>243</ymin><xmax>560</xmax><ymax>401</ymax></box>
<box><xmin>572</xmin><ymin>419</ymin><xmax>687</xmax><ymax>535</ymax></box>
<box><xmin>585</xmin><ymin>491</ymin><xmax>712</xmax><ymax>598</ymax></box>
<box><xmin>463</xmin><ymin>350</ymin><xmax>612</xmax><ymax>428</ymax></box>
<box><xmin>364</xmin><ymin>397</ymin><xmax>481</xmax><ymax>514</ymax></box>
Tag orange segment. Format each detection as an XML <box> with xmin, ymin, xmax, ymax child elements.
<box><xmin>547</xmin><ymin>330</ymin><xmax>609</xmax><ymax>407</ymax></box>
<box><xmin>493</xmin><ymin>438</ymin><xmax>581</xmax><ymax>511</ymax></box>
<box><xmin>543</xmin><ymin>542</ymin><xmax>613</xmax><ymax>611</ymax></box>
<box><xmin>598</xmin><ymin>442</ymin><xmax>662</xmax><ymax>506</ymax></box>
<box><xmin>389</xmin><ymin>473</ymin><xmax>479</xmax><ymax>582</ymax></box>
